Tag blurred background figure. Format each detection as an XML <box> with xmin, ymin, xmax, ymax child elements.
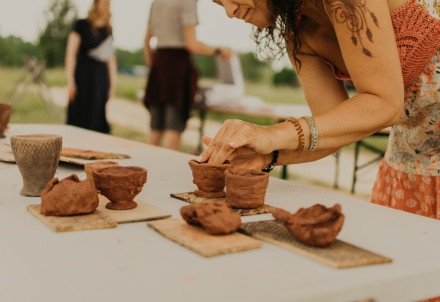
<box><xmin>65</xmin><ymin>0</ymin><xmax>117</xmax><ymax>134</ymax></box>
<box><xmin>143</xmin><ymin>0</ymin><xmax>232</xmax><ymax>151</ymax></box>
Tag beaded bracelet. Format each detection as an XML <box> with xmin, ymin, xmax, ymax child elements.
<box><xmin>285</xmin><ymin>117</ymin><xmax>305</xmax><ymax>153</ymax></box>
<box><xmin>303</xmin><ymin>115</ymin><xmax>319</xmax><ymax>151</ymax></box>
<box><xmin>261</xmin><ymin>150</ymin><xmax>279</xmax><ymax>173</ymax></box>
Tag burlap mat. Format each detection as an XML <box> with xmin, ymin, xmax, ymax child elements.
<box><xmin>239</xmin><ymin>220</ymin><xmax>392</xmax><ymax>268</ymax></box>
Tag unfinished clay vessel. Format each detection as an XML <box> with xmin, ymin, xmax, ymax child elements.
<box><xmin>272</xmin><ymin>204</ymin><xmax>345</xmax><ymax>247</ymax></box>
<box><xmin>40</xmin><ymin>174</ymin><xmax>99</xmax><ymax>216</ymax></box>
<box><xmin>225</xmin><ymin>168</ymin><xmax>269</xmax><ymax>209</ymax></box>
<box><xmin>188</xmin><ymin>160</ymin><xmax>230</xmax><ymax>198</ymax></box>
<box><xmin>180</xmin><ymin>202</ymin><xmax>241</xmax><ymax>235</ymax></box>
<box><xmin>93</xmin><ymin>166</ymin><xmax>147</xmax><ymax>210</ymax></box>
<box><xmin>0</xmin><ymin>103</ymin><xmax>12</xmax><ymax>138</ymax></box>
<box><xmin>84</xmin><ymin>160</ymin><xmax>119</xmax><ymax>189</ymax></box>
<box><xmin>11</xmin><ymin>134</ymin><xmax>62</xmax><ymax>197</ymax></box>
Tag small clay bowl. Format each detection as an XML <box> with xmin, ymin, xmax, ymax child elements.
<box><xmin>188</xmin><ymin>160</ymin><xmax>230</xmax><ymax>198</ymax></box>
<box><xmin>225</xmin><ymin>168</ymin><xmax>269</xmax><ymax>209</ymax></box>
<box><xmin>93</xmin><ymin>166</ymin><xmax>147</xmax><ymax>210</ymax></box>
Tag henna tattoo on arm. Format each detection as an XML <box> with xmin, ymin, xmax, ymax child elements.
<box><xmin>325</xmin><ymin>0</ymin><xmax>379</xmax><ymax>57</ymax></box>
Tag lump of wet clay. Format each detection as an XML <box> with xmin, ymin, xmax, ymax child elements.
<box><xmin>40</xmin><ymin>174</ymin><xmax>99</xmax><ymax>216</ymax></box>
<box><xmin>180</xmin><ymin>202</ymin><xmax>241</xmax><ymax>235</ymax></box>
<box><xmin>272</xmin><ymin>204</ymin><xmax>345</xmax><ymax>247</ymax></box>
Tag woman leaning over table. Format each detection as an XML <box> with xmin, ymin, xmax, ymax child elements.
<box><xmin>65</xmin><ymin>0</ymin><xmax>117</xmax><ymax>134</ymax></box>
<box><xmin>199</xmin><ymin>0</ymin><xmax>440</xmax><ymax>224</ymax></box>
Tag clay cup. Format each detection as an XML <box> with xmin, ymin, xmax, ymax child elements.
<box><xmin>225</xmin><ymin>168</ymin><xmax>269</xmax><ymax>209</ymax></box>
<box><xmin>0</xmin><ymin>103</ymin><xmax>12</xmax><ymax>138</ymax></box>
<box><xmin>11</xmin><ymin>134</ymin><xmax>62</xmax><ymax>196</ymax></box>
<box><xmin>188</xmin><ymin>160</ymin><xmax>230</xmax><ymax>198</ymax></box>
<box><xmin>93</xmin><ymin>166</ymin><xmax>147</xmax><ymax>210</ymax></box>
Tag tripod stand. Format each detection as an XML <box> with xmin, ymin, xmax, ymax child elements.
<box><xmin>3</xmin><ymin>57</ymin><xmax>61</xmax><ymax>121</ymax></box>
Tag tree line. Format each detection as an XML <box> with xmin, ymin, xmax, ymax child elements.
<box><xmin>0</xmin><ymin>0</ymin><xmax>298</xmax><ymax>86</ymax></box>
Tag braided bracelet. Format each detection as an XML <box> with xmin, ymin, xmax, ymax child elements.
<box><xmin>303</xmin><ymin>115</ymin><xmax>319</xmax><ymax>151</ymax></box>
<box><xmin>285</xmin><ymin>117</ymin><xmax>305</xmax><ymax>153</ymax></box>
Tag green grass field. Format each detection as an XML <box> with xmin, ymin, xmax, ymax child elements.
<box><xmin>0</xmin><ymin>66</ymin><xmax>388</xmax><ymax>152</ymax></box>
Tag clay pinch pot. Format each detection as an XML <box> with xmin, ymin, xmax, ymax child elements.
<box><xmin>180</xmin><ymin>202</ymin><xmax>241</xmax><ymax>235</ymax></box>
<box><xmin>0</xmin><ymin>103</ymin><xmax>12</xmax><ymax>138</ymax></box>
<box><xmin>225</xmin><ymin>168</ymin><xmax>269</xmax><ymax>209</ymax></box>
<box><xmin>40</xmin><ymin>174</ymin><xmax>99</xmax><ymax>216</ymax></box>
<box><xmin>188</xmin><ymin>160</ymin><xmax>230</xmax><ymax>198</ymax></box>
<box><xmin>84</xmin><ymin>160</ymin><xmax>119</xmax><ymax>189</ymax></box>
<box><xmin>93</xmin><ymin>166</ymin><xmax>147</xmax><ymax>210</ymax></box>
<box><xmin>272</xmin><ymin>204</ymin><xmax>345</xmax><ymax>247</ymax></box>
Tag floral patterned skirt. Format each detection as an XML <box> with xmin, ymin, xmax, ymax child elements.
<box><xmin>371</xmin><ymin>159</ymin><xmax>440</xmax><ymax>219</ymax></box>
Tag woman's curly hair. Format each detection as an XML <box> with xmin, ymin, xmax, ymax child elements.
<box><xmin>253</xmin><ymin>0</ymin><xmax>304</xmax><ymax>67</ymax></box>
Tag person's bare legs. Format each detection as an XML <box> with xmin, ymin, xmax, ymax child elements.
<box><xmin>163</xmin><ymin>130</ymin><xmax>181</xmax><ymax>150</ymax></box>
<box><xmin>149</xmin><ymin>130</ymin><xmax>163</xmax><ymax>146</ymax></box>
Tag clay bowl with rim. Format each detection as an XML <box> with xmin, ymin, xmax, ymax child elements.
<box><xmin>84</xmin><ymin>160</ymin><xmax>119</xmax><ymax>189</ymax></box>
<box><xmin>93</xmin><ymin>166</ymin><xmax>147</xmax><ymax>210</ymax></box>
<box><xmin>225</xmin><ymin>168</ymin><xmax>269</xmax><ymax>209</ymax></box>
<box><xmin>188</xmin><ymin>159</ymin><xmax>230</xmax><ymax>198</ymax></box>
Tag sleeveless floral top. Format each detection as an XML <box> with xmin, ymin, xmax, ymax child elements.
<box><xmin>386</xmin><ymin>0</ymin><xmax>440</xmax><ymax>176</ymax></box>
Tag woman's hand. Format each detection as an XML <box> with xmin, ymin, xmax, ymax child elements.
<box><xmin>68</xmin><ymin>82</ymin><xmax>77</xmax><ymax>103</ymax></box>
<box><xmin>197</xmin><ymin>119</ymin><xmax>275</xmax><ymax>165</ymax></box>
<box><xmin>200</xmin><ymin>135</ymin><xmax>271</xmax><ymax>170</ymax></box>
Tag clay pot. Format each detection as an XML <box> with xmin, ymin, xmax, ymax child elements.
<box><xmin>11</xmin><ymin>134</ymin><xmax>62</xmax><ymax>197</ymax></box>
<box><xmin>40</xmin><ymin>174</ymin><xmax>99</xmax><ymax>216</ymax></box>
<box><xmin>93</xmin><ymin>166</ymin><xmax>147</xmax><ymax>210</ymax></box>
<box><xmin>272</xmin><ymin>204</ymin><xmax>345</xmax><ymax>247</ymax></box>
<box><xmin>84</xmin><ymin>161</ymin><xmax>119</xmax><ymax>189</ymax></box>
<box><xmin>188</xmin><ymin>160</ymin><xmax>230</xmax><ymax>198</ymax></box>
<box><xmin>0</xmin><ymin>103</ymin><xmax>12</xmax><ymax>138</ymax></box>
<box><xmin>225</xmin><ymin>168</ymin><xmax>269</xmax><ymax>209</ymax></box>
<box><xmin>180</xmin><ymin>202</ymin><xmax>241</xmax><ymax>235</ymax></box>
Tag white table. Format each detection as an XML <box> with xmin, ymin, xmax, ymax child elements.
<box><xmin>1</xmin><ymin>124</ymin><xmax>439</xmax><ymax>302</ymax></box>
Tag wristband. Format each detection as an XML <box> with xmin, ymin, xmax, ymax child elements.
<box><xmin>261</xmin><ymin>150</ymin><xmax>279</xmax><ymax>173</ymax></box>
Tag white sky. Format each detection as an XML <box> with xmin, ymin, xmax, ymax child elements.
<box><xmin>0</xmin><ymin>0</ymin><xmax>256</xmax><ymax>52</ymax></box>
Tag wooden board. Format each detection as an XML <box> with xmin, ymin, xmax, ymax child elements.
<box><xmin>61</xmin><ymin>147</ymin><xmax>130</xmax><ymax>160</ymax></box>
<box><xmin>171</xmin><ymin>192</ymin><xmax>275</xmax><ymax>216</ymax></box>
<box><xmin>147</xmin><ymin>218</ymin><xmax>262</xmax><ymax>257</ymax></box>
<box><xmin>27</xmin><ymin>204</ymin><xmax>117</xmax><ymax>233</ymax></box>
<box><xmin>98</xmin><ymin>195</ymin><xmax>171</xmax><ymax>224</ymax></box>
<box><xmin>239</xmin><ymin>220</ymin><xmax>393</xmax><ymax>268</ymax></box>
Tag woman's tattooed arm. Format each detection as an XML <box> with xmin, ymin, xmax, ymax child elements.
<box><xmin>325</xmin><ymin>0</ymin><xmax>379</xmax><ymax>57</ymax></box>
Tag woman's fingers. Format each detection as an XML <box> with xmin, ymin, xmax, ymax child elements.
<box><xmin>197</xmin><ymin>119</ymin><xmax>272</xmax><ymax>164</ymax></box>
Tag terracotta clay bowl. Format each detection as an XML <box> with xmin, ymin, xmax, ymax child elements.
<box><xmin>84</xmin><ymin>160</ymin><xmax>119</xmax><ymax>190</ymax></box>
<box><xmin>188</xmin><ymin>160</ymin><xmax>230</xmax><ymax>198</ymax></box>
<box><xmin>0</xmin><ymin>103</ymin><xmax>12</xmax><ymax>138</ymax></box>
<box><xmin>225</xmin><ymin>168</ymin><xmax>269</xmax><ymax>209</ymax></box>
<box><xmin>93</xmin><ymin>166</ymin><xmax>147</xmax><ymax>210</ymax></box>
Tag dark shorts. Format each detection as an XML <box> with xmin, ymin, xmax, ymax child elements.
<box><xmin>149</xmin><ymin>104</ymin><xmax>186</xmax><ymax>133</ymax></box>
